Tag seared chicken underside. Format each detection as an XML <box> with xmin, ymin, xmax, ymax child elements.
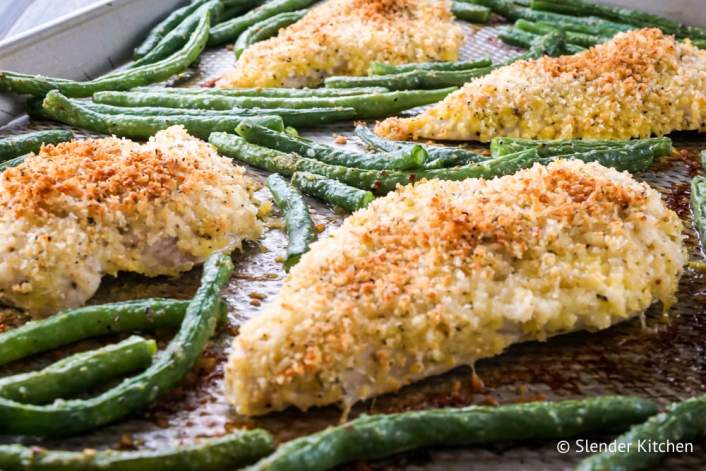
<box><xmin>225</xmin><ymin>160</ymin><xmax>685</xmax><ymax>416</ymax></box>
<box><xmin>216</xmin><ymin>0</ymin><xmax>463</xmax><ymax>88</ymax></box>
<box><xmin>376</xmin><ymin>28</ymin><xmax>706</xmax><ymax>142</ymax></box>
<box><xmin>0</xmin><ymin>126</ymin><xmax>262</xmax><ymax>316</ymax></box>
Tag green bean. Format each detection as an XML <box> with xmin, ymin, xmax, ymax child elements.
<box><xmin>471</xmin><ymin>0</ymin><xmax>633</xmax><ymax>35</ymax></box>
<box><xmin>208</xmin><ymin>0</ymin><xmax>317</xmax><ymax>46</ymax></box>
<box><xmin>41</xmin><ymin>90</ymin><xmax>284</xmax><ymax>139</ymax></box>
<box><xmin>33</xmin><ymin>94</ymin><xmax>352</xmax><ymax>128</ymax></box>
<box><xmin>452</xmin><ymin>1</ymin><xmax>491</xmax><ymax>23</ymax></box>
<box><xmin>0</xmin><ymin>253</ymin><xmax>232</xmax><ymax>437</ymax></box>
<box><xmin>535</xmin><ymin>20</ymin><xmax>613</xmax><ymax>38</ymax></box>
<box><xmin>247</xmin><ymin>396</ymin><xmax>658</xmax><ymax>471</ymax></box>
<box><xmin>491</xmin><ymin>137</ymin><xmax>673</xmax><ymax>159</ymax></box>
<box><xmin>235</xmin><ymin>120</ymin><xmax>427</xmax><ymax>170</ymax></box>
<box><xmin>93</xmin><ymin>87</ymin><xmax>457</xmax><ymax>118</ymax></box>
<box><xmin>354</xmin><ymin>125</ymin><xmax>487</xmax><ymax>168</ymax></box>
<box><xmin>131</xmin><ymin>1</ymin><xmax>222</xmax><ymax>68</ymax></box>
<box><xmin>0</xmin><ymin>298</ymin><xmax>193</xmax><ymax>367</ymax></box>
<box><xmin>0</xmin><ymin>429</ymin><xmax>274</xmax><ymax>471</ymax></box>
<box><xmin>368</xmin><ymin>58</ymin><xmax>491</xmax><ymax>75</ymax></box>
<box><xmin>210</xmin><ymin>132</ymin><xmax>541</xmax><ymax>194</ymax></box>
<box><xmin>132</xmin><ymin>86</ymin><xmax>390</xmax><ymax>97</ymax></box>
<box><xmin>692</xmin><ymin>176</ymin><xmax>706</xmax><ymax>255</ymax></box>
<box><xmin>0</xmin><ymin>154</ymin><xmax>29</xmax><ymax>171</ymax></box>
<box><xmin>0</xmin><ymin>9</ymin><xmax>211</xmax><ymax>97</ymax></box>
<box><xmin>556</xmin><ymin>145</ymin><xmax>657</xmax><ymax>174</ymax></box>
<box><xmin>0</xmin><ymin>130</ymin><xmax>73</xmax><ymax>161</ymax></box>
<box><xmin>700</xmin><ymin>150</ymin><xmax>706</xmax><ymax>172</ymax></box>
<box><xmin>235</xmin><ymin>10</ymin><xmax>307</xmax><ymax>58</ymax></box>
<box><xmin>291</xmin><ymin>171</ymin><xmax>374</xmax><ymax>212</ymax></box>
<box><xmin>0</xmin><ymin>336</ymin><xmax>156</xmax><ymax>404</ymax></box>
<box><xmin>324</xmin><ymin>67</ymin><xmax>492</xmax><ymax>90</ymax></box>
<box><xmin>266</xmin><ymin>174</ymin><xmax>316</xmax><ymax>271</ymax></box>
<box><xmin>530</xmin><ymin>0</ymin><xmax>706</xmax><ymax>39</ymax></box>
<box><xmin>216</xmin><ymin>0</ymin><xmax>265</xmax><ymax>23</ymax></box>
<box><xmin>576</xmin><ymin>395</ymin><xmax>706</xmax><ymax>471</ymax></box>
<box><xmin>515</xmin><ymin>19</ymin><xmax>603</xmax><ymax>48</ymax></box>
<box><xmin>499</xmin><ymin>27</ymin><xmax>584</xmax><ymax>54</ymax></box>
<box><xmin>133</xmin><ymin>0</ymin><xmax>209</xmax><ymax>59</ymax></box>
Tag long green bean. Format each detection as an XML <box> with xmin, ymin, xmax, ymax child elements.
<box><xmin>132</xmin><ymin>86</ymin><xmax>390</xmax><ymax>97</ymax></box>
<box><xmin>210</xmin><ymin>132</ymin><xmax>299</xmax><ymax>175</ymax></box>
<box><xmin>208</xmin><ymin>0</ymin><xmax>317</xmax><ymax>46</ymax></box>
<box><xmin>234</xmin><ymin>10</ymin><xmax>307</xmax><ymax>58</ymax></box>
<box><xmin>491</xmin><ymin>137</ymin><xmax>673</xmax><ymax>159</ymax></box>
<box><xmin>0</xmin><ymin>298</ymin><xmax>193</xmax><ymax>367</ymax></box>
<box><xmin>515</xmin><ymin>19</ymin><xmax>603</xmax><ymax>47</ymax></box>
<box><xmin>0</xmin><ymin>253</ymin><xmax>232</xmax><ymax>436</ymax></box>
<box><xmin>0</xmin><ymin>130</ymin><xmax>73</xmax><ymax>161</ymax></box>
<box><xmin>0</xmin><ymin>336</ymin><xmax>156</xmax><ymax>404</ymax></box>
<box><xmin>0</xmin><ymin>429</ymin><xmax>274</xmax><ymax>471</ymax></box>
<box><xmin>0</xmin><ymin>9</ymin><xmax>210</xmax><ymax>97</ymax></box>
<box><xmin>692</xmin><ymin>176</ymin><xmax>706</xmax><ymax>254</ymax></box>
<box><xmin>41</xmin><ymin>90</ymin><xmax>284</xmax><ymax>139</ymax></box>
<box><xmin>292</xmin><ymin>172</ymin><xmax>374</xmax><ymax>212</ymax></box>
<box><xmin>92</xmin><ymin>87</ymin><xmax>457</xmax><ymax>118</ymax></box>
<box><xmin>324</xmin><ymin>67</ymin><xmax>492</xmax><ymax>90</ymax></box>
<box><xmin>247</xmin><ymin>396</ymin><xmax>657</xmax><ymax>471</ymax></box>
<box><xmin>576</xmin><ymin>395</ymin><xmax>706</xmax><ymax>471</ymax></box>
<box><xmin>235</xmin><ymin>120</ymin><xmax>427</xmax><ymax>170</ymax></box>
<box><xmin>266</xmin><ymin>174</ymin><xmax>316</xmax><ymax>270</ymax></box>
<box><xmin>368</xmin><ymin>58</ymin><xmax>491</xmax><ymax>75</ymax></box>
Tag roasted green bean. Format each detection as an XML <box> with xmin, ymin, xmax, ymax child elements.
<box><xmin>247</xmin><ymin>396</ymin><xmax>657</xmax><ymax>471</ymax></box>
<box><xmin>368</xmin><ymin>58</ymin><xmax>491</xmax><ymax>75</ymax></box>
<box><xmin>92</xmin><ymin>87</ymin><xmax>457</xmax><ymax>119</ymax></box>
<box><xmin>292</xmin><ymin>171</ymin><xmax>374</xmax><ymax>212</ymax></box>
<box><xmin>452</xmin><ymin>1</ymin><xmax>491</xmax><ymax>23</ymax></box>
<box><xmin>266</xmin><ymin>174</ymin><xmax>317</xmax><ymax>270</ymax></box>
<box><xmin>490</xmin><ymin>136</ymin><xmax>673</xmax><ymax>159</ymax></box>
<box><xmin>0</xmin><ymin>429</ymin><xmax>274</xmax><ymax>471</ymax></box>
<box><xmin>133</xmin><ymin>0</ymin><xmax>209</xmax><ymax>59</ymax></box>
<box><xmin>0</xmin><ymin>130</ymin><xmax>73</xmax><ymax>161</ymax></box>
<box><xmin>324</xmin><ymin>67</ymin><xmax>492</xmax><ymax>90</ymax></box>
<box><xmin>41</xmin><ymin>90</ymin><xmax>284</xmax><ymax>139</ymax></box>
<box><xmin>515</xmin><ymin>19</ymin><xmax>603</xmax><ymax>48</ymax></box>
<box><xmin>0</xmin><ymin>336</ymin><xmax>156</xmax><ymax>404</ymax></box>
<box><xmin>132</xmin><ymin>86</ymin><xmax>390</xmax><ymax>97</ymax></box>
<box><xmin>234</xmin><ymin>10</ymin><xmax>307</xmax><ymax>58</ymax></box>
<box><xmin>0</xmin><ymin>298</ymin><xmax>193</xmax><ymax>367</ymax></box>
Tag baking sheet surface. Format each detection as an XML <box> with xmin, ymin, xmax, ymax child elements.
<box><xmin>1</xmin><ymin>21</ymin><xmax>706</xmax><ymax>470</ymax></box>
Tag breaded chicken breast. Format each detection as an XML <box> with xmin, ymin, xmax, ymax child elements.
<box><xmin>225</xmin><ymin>160</ymin><xmax>685</xmax><ymax>415</ymax></box>
<box><xmin>376</xmin><ymin>29</ymin><xmax>706</xmax><ymax>142</ymax></box>
<box><xmin>0</xmin><ymin>126</ymin><xmax>261</xmax><ymax>316</ymax></box>
<box><xmin>216</xmin><ymin>0</ymin><xmax>463</xmax><ymax>88</ymax></box>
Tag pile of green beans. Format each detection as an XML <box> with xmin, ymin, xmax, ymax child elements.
<box><xmin>0</xmin><ymin>430</ymin><xmax>274</xmax><ymax>471</ymax></box>
<box><xmin>234</xmin><ymin>9</ymin><xmax>307</xmax><ymax>58</ymax></box>
<box><xmin>266</xmin><ymin>174</ymin><xmax>317</xmax><ymax>270</ymax></box>
<box><xmin>0</xmin><ymin>129</ymin><xmax>73</xmax><ymax>162</ymax></box>
<box><xmin>40</xmin><ymin>90</ymin><xmax>285</xmax><ymax>139</ymax></box>
<box><xmin>0</xmin><ymin>253</ymin><xmax>232</xmax><ymax>436</ymax></box>
<box><xmin>235</xmin><ymin>120</ymin><xmax>428</xmax><ymax>170</ymax></box>
<box><xmin>247</xmin><ymin>396</ymin><xmax>657</xmax><ymax>471</ymax></box>
<box><xmin>208</xmin><ymin>0</ymin><xmax>317</xmax><ymax>46</ymax></box>
<box><xmin>0</xmin><ymin>9</ymin><xmax>212</xmax><ymax>97</ymax></box>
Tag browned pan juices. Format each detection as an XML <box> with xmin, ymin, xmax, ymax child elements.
<box><xmin>0</xmin><ymin>24</ymin><xmax>705</xmax><ymax>470</ymax></box>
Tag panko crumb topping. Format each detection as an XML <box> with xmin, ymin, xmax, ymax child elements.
<box><xmin>0</xmin><ymin>126</ymin><xmax>262</xmax><ymax>316</ymax></box>
<box><xmin>226</xmin><ymin>160</ymin><xmax>686</xmax><ymax>416</ymax></box>
<box><xmin>376</xmin><ymin>28</ymin><xmax>706</xmax><ymax>141</ymax></box>
<box><xmin>216</xmin><ymin>0</ymin><xmax>463</xmax><ymax>88</ymax></box>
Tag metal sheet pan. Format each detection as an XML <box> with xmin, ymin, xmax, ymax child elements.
<box><xmin>0</xmin><ymin>5</ymin><xmax>706</xmax><ymax>471</ymax></box>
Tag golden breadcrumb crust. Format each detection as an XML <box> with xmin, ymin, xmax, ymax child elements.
<box><xmin>216</xmin><ymin>0</ymin><xmax>463</xmax><ymax>88</ymax></box>
<box><xmin>0</xmin><ymin>126</ymin><xmax>262</xmax><ymax>316</ymax></box>
<box><xmin>225</xmin><ymin>160</ymin><xmax>685</xmax><ymax>415</ymax></box>
<box><xmin>376</xmin><ymin>29</ymin><xmax>706</xmax><ymax>141</ymax></box>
